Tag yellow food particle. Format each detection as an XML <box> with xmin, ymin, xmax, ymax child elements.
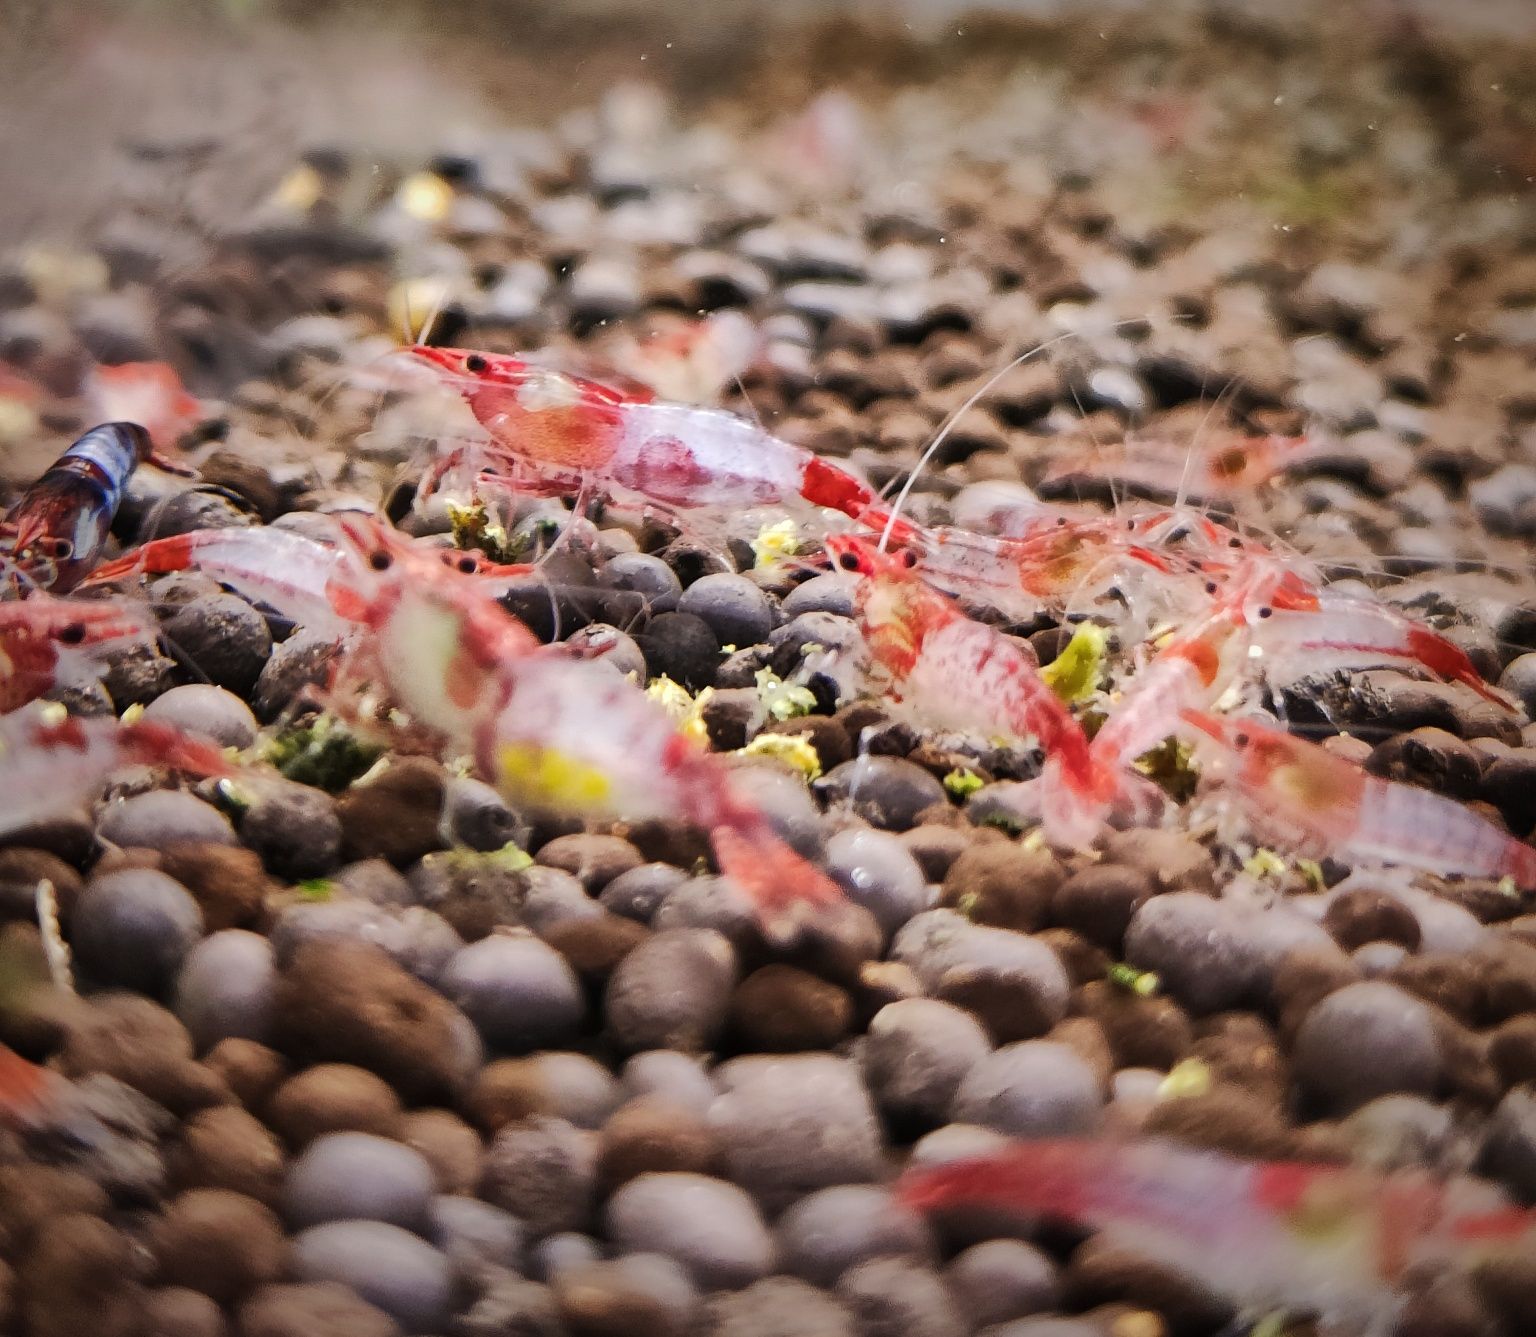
<box><xmin>1157</xmin><ymin>1057</ymin><xmax>1211</xmax><ymax>1102</ymax></box>
<box><xmin>119</xmin><ymin>702</ymin><xmax>145</xmax><ymax>726</ymax></box>
<box><xmin>754</xmin><ymin>666</ymin><xmax>816</xmax><ymax>721</ymax></box>
<box><xmin>751</xmin><ymin>519</ymin><xmax>801</xmax><ymax>570</ymax></box>
<box><xmin>389</xmin><ymin>276</ymin><xmax>458</xmax><ymax>343</ymax></box>
<box><xmin>1243</xmin><ymin>847</ymin><xmax>1290</xmax><ymax>880</ymax></box>
<box><xmin>271</xmin><ymin>163</ymin><xmax>323</xmax><ymax>212</ymax></box>
<box><xmin>1110</xmin><ymin>1313</ymin><xmax>1167</xmax><ymax>1337</ymax></box>
<box><xmin>943</xmin><ymin>768</ymin><xmax>984</xmax><ymax>798</ymax></box>
<box><xmin>495</xmin><ymin>743</ymin><xmax>613</xmax><ymax>810</ymax></box>
<box><xmin>737</xmin><ymin>732</ymin><xmax>821</xmax><ymax>780</ymax></box>
<box><xmin>1040</xmin><ymin>623</ymin><xmax>1109</xmax><ymax>705</ymax></box>
<box><xmin>396</xmin><ymin>171</ymin><xmax>454</xmax><ymax>222</ymax></box>
<box><xmin>645</xmin><ymin>676</ymin><xmax>713</xmax><ymax>746</ymax></box>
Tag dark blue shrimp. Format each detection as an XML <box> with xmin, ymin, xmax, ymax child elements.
<box><xmin>3</xmin><ymin>422</ymin><xmax>153</xmax><ymax>593</ymax></box>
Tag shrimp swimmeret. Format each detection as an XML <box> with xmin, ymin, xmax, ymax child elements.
<box><xmin>899</xmin><ymin>1136</ymin><xmax>1536</xmax><ymax>1335</ymax></box>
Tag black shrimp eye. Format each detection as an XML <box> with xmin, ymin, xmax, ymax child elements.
<box><xmin>899</xmin><ymin>549</ymin><xmax>918</xmax><ymax>569</ymax></box>
<box><xmin>1257</xmin><ymin>606</ymin><xmax>1272</xmax><ymax>618</ymax></box>
<box><xmin>836</xmin><ymin>551</ymin><xmax>860</xmax><ymax>571</ymax></box>
<box><xmin>458</xmin><ymin>557</ymin><xmax>478</xmax><ymax>573</ymax></box>
<box><xmin>1204</xmin><ymin>581</ymin><xmax>1218</xmax><ymax>595</ymax></box>
<box><xmin>1228</xmin><ymin>536</ymin><xmax>1242</xmax><ymax>548</ymax></box>
<box><xmin>57</xmin><ymin>622</ymin><xmax>86</xmax><ymax>645</ymax></box>
<box><xmin>369</xmin><ymin>551</ymin><xmax>393</xmax><ymax>572</ymax></box>
<box><xmin>1234</xmin><ymin>732</ymin><xmax>1250</xmax><ymax>748</ymax></box>
<box><xmin>463</xmin><ymin>353</ymin><xmax>488</xmax><ymax>374</ymax></box>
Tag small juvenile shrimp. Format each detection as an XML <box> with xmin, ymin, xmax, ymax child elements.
<box><xmin>898</xmin><ymin>1136</ymin><xmax>1535</xmax><ymax>1334</ymax></box>
<box><xmin>330</xmin><ymin>516</ymin><xmax>846</xmax><ymax>937</ymax></box>
<box><xmin>827</xmin><ymin>533</ymin><xmax>1117</xmax><ymax>844</ymax></box>
<box><xmin>1043</xmin><ymin>431</ymin><xmax>1323</xmax><ymax>502</ymax></box>
<box><xmin>0</xmin><ymin>704</ymin><xmax>233</xmax><ymax>840</ymax></box>
<box><xmin>0</xmin><ymin>595</ymin><xmax>157</xmax><ymax>713</ymax></box>
<box><xmin>406</xmin><ymin>345</ymin><xmax>912</xmax><ymax>541</ymax></box>
<box><xmin>3</xmin><ymin>423</ymin><xmax>168</xmax><ymax>592</ymax></box>
<box><xmin>599</xmin><ymin>310</ymin><xmax>760</xmax><ymax>405</ymax></box>
<box><xmin>1181</xmin><ymin>708</ymin><xmax>1536</xmax><ymax>887</ymax></box>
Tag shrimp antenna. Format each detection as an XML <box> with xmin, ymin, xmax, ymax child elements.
<box><xmin>877</xmin><ymin>319</ymin><xmax>1154</xmax><ymax>554</ymax></box>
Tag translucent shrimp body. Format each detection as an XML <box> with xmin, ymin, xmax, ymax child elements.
<box><xmin>1182</xmin><ymin>709</ymin><xmax>1536</xmax><ymax>887</ymax></box>
<box><xmin>0</xmin><ymin>595</ymin><xmax>157</xmax><ymax>713</ymax></box>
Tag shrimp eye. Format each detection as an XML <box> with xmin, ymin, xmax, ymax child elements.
<box><xmin>899</xmin><ymin>550</ymin><xmax>918</xmax><ymax>569</ymax></box>
<box><xmin>1234</xmin><ymin>732</ymin><xmax>1249</xmax><ymax>748</ymax></box>
<box><xmin>836</xmin><ymin>551</ymin><xmax>860</xmax><ymax>571</ymax></box>
<box><xmin>369</xmin><ymin>551</ymin><xmax>393</xmax><ymax>572</ymax></box>
<box><xmin>464</xmin><ymin>353</ymin><xmax>488</xmax><ymax>374</ymax></box>
<box><xmin>1257</xmin><ymin>606</ymin><xmax>1272</xmax><ymax>618</ymax></box>
<box><xmin>1228</xmin><ymin>536</ymin><xmax>1242</xmax><ymax>548</ymax></box>
<box><xmin>458</xmin><ymin>557</ymin><xmax>478</xmax><ymax>573</ymax></box>
<box><xmin>57</xmin><ymin>622</ymin><xmax>86</xmax><ymax>645</ymax></box>
<box><xmin>1204</xmin><ymin>581</ymin><xmax>1218</xmax><ymax>595</ymax></box>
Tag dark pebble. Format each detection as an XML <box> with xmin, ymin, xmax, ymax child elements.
<box><xmin>1293</xmin><ymin>981</ymin><xmax>1444</xmax><ymax>1112</ymax></box>
<box><xmin>440</xmin><ymin>932</ymin><xmax>586</xmax><ymax>1053</ymax></box>
<box><xmin>816</xmin><ymin>756</ymin><xmax>947</xmax><ymax>831</ymax></box>
<box><xmin>677</xmin><ymin>572</ymin><xmax>774</xmax><ymax>647</ymax></box>
<box><xmin>605</xmin><ymin>1172</ymin><xmax>774</xmax><ymax>1290</ymax></box>
<box><xmin>239</xmin><ymin>782</ymin><xmax>343</xmax><ymax>881</ymax></box>
<box><xmin>98</xmin><ymin>790</ymin><xmax>237</xmax><ymax>852</ymax></box>
<box><xmin>162</xmin><ymin>593</ymin><xmax>273</xmax><ymax>696</ymax></box>
<box><xmin>174</xmin><ymin>929</ymin><xmax>276</xmax><ymax>1051</ymax></box>
<box><xmin>776</xmin><ymin>1184</ymin><xmax>933</xmax><ymax>1288</ymax></box>
<box><xmin>284</xmin><ymin>1131</ymin><xmax>435</xmax><ymax>1233</ymax></box>
<box><xmin>635</xmin><ymin>611</ymin><xmax>720</xmax><ymax>691</ymax></box>
<box><xmin>72</xmin><ymin>868</ymin><xmax>204</xmax><ymax>995</ymax></box>
<box><xmin>143</xmin><ymin>685</ymin><xmax>258</xmax><ymax>750</ymax></box>
<box><xmin>605</xmin><ymin>927</ymin><xmax>738</xmax><ymax>1051</ymax></box>
<box><xmin>480</xmin><ymin>1115</ymin><xmax>597</xmax><ymax>1237</ymax></box>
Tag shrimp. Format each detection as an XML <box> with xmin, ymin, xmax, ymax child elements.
<box><xmin>826</xmin><ymin>533</ymin><xmax>1118</xmax><ymax>844</ymax></box>
<box><xmin>84</xmin><ymin>523</ymin><xmax>370</xmax><ymax>639</ymax></box>
<box><xmin>3</xmin><ymin>423</ymin><xmax>167</xmax><ymax>592</ymax></box>
<box><xmin>1043</xmin><ymin>431</ymin><xmax>1323</xmax><ymax>503</ymax></box>
<box><xmin>1180</xmin><ymin>708</ymin><xmax>1536</xmax><ymax>886</ymax></box>
<box><xmin>0</xmin><ymin>595</ymin><xmax>157</xmax><ymax>713</ymax></box>
<box><xmin>86</xmin><ymin>361</ymin><xmax>202</xmax><ymax>452</ymax></box>
<box><xmin>0</xmin><ymin>703</ymin><xmax>233</xmax><ymax>840</ymax></box>
<box><xmin>599</xmin><ymin>310</ymin><xmax>761</xmax><ymax>405</ymax></box>
<box><xmin>405</xmin><ymin>345</ymin><xmax>912</xmax><ymax>541</ymax></box>
<box><xmin>898</xmin><ymin>1136</ymin><xmax>1536</xmax><ymax>1334</ymax></box>
<box><xmin>329</xmin><ymin>516</ymin><xmax>845</xmax><ymax>937</ymax></box>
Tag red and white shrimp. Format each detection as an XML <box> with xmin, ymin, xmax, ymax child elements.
<box><xmin>85</xmin><ymin>361</ymin><xmax>202</xmax><ymax>453</ymax></box>
<box><xmin>0</xmin><ymin>595</ymin><xmax>157</xmax><ymax>713</ymax></box>
<box><xmin>1043</xmin><ymin>430</ymin><xmax>1324</xmax><ymax>502</ymax></box>
<box><xmin>0</xmin><ymin>704</ymin><xmax>233</xmax><ymax>840</ymax></box>
<box><xmin>405</xmin><ymin>345</ymin><xmax>911</xmax><ymax>541</ymax></box>
<box><xmin>1180</xmin><ymin>708</ymin><xmax>1536</xmax><ymax>887</ymax></box>
<box><xmin>827</xmin><ymin>533</ymin><xmax>1119</xmax><ymax>844</ymax></box>
<box><xmin>899</xmin><ymin>1136</ymin><xmax>1535</xmax><ymax>1333</ymax></box>
<box><xmin>598</xmin><ymin>310</ymin><xmax>761</xmax><ymax>406</ymax></box>
<box><xmin>328</xmin><ymin>516</ymin><xmax>845</xmax><ymax>937</ymax></box>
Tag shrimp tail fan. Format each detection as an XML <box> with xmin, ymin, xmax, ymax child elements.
<box><xmin>709</xmin><ymin>818</ymin><xmax>845</xmax><ymax>940</ymax></box>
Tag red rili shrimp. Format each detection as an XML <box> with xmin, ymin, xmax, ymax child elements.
<box><xmin>0</xmin><ymin>594</ymin><xmax>156</xmax><ymax>713</ymax></box>
<box><xmin>1043</xmin><ymin>430</ymin><xmax>1323</xmax><ymax>501</ymax></box>
<box><xmin>898</xmin><ymin>1136</ymin><xmax>1536</xmax><ymax>1333</ymax></box>
<box><xmin>0</xmin><ymin>704</ymin><xmax>233</xmax><ymax>841</ymax></box>
<box><xmin>330</xmin><ymin>516</ymin><xmax>845</xmax><ymax>936</ymax></box>
<box><xmin>827</xmin><ymin>533</ymin><xmax>1117</xmax><ymax>844</ymax></box>
<box><xmin>1180</xmin><ymin>708</ymin><xmax>1536</xmax><ymax>886</ymax></box>
<box><xmin>86</xmin><ymin>361</ymin><xmax>202</xmax><ymax>452</ymax></box>
<box><xmin>406</xmin><ymin>345</ymin><xmax>911</xmax><ymax>540</ymax></box>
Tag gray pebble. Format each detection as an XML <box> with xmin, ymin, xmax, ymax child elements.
<box><xmin>816</xmin><ymin>756</ymin><xmax>946</xmax><ymax>831</ymax></box>
<box><xmin>707</xmin><ymin>1276</ymin><xmax>855</xmax><ymax>1337</ymax></box>
<box><xmin>252</xmin><ymin>628</ymin><xmax>340</xmax><ymax>722</ymax></box>
<box><xmin>142</xmin><ymin>684</ymin><xmax>258</xmax><ymax>749</ymax></box>
<box><xmin>334</xmin><ymin>858</ymin><xmax>415</xmax><ymax>906</ymax></box>
<box><xmin>240</xmin><ymin>782</ymin><xmax>343</xmax><ymax>880</ymax></box>
<box><xmin>270</xmin><ymin>900</ymin><xmax>463</xmax><ymax>986</ymax></box>
<box><xmin>290</xmin><ymin>1220</ymin><xmax>453</xmax><ymax>1334</ymax></box>
<box><xmin>162</xmin><ymin>592</ymin><xmax>273</xmax><ymax>696</ymax></box>
<box><xmin>606</xmin><ymin>928</ymin><xmax>738</xmax><ymax>1052</ymax></box>
<box><xmin>824</xmin><ymin>827</ymin><xmax>929</xmax><ymax>940</ymax></box>
<box><xmin>72</xmin><ymin>868</ymin><xmax>204</xmax><ymax>995</ymax></box>
<box><xmin>442</xmin><ymin>777</ymin><xmax>527</xmax><ymax>853</ymax></box>
<box><xmin>652</xmin><ymin>874</ymin><xmax>761</xmax><ymax>948</ymax></box>
<box><xmin>1293</xmin><ymin>981</ymin><xmax>1444</xmax><ymax>1112</ymax></box>
<box><xmin>285</xmin><ymin>1132</ymin><xmax>436</xmax><ymax>1232</ymax></box>
<box><xmin>520</xmin><ymin>865</ymin><xmax>604</xmax><ymax>936</ymax></box>
<box><xmin>783</xmin><ymin>572</ymin><xmax>858</xmax><ymax>619</ymax></box>
<box><xmin>530</xmin><ymin>1230</ymin><xmax>603</xmax><ymax>1281</ymax></box>
<box><xmin>98</xmin><ymin>789</ymin><xmax>237</xmax><ymax>852</ymax></box>
<box><xmin>951</xmin><ymin>1041</ymin><xmax>1103</xmax><ymax>1138</ymax></box>
<box><xmin>428</xmin><ymin>1194</ymin><xmax>526</xmax><ymax>1272</ymax></box>
<box><xmin>481</xmin><ymin>1116</ymin><xmax>597</xmax><ymax>1237</ymax></box>
<box><xmin>862</xmin><ymin>998</ymin><xmax>992</xmax><ymax>1129</ymax></box>
<box><xmin>836</xmin><ymin>1256</ymin><xmax>965</xmax><ymax>1337</ymax></box>
<box><xmin>1498</xmin><ymin>653</ymin><xmax>1536</xmax><ymax>718</ymax></box>
<box><xmin>529</xmin><ymin>1052</ymin><xmax>623</xmax><ymax>1129</ymax></box>
<box><xmin>601</xmin><ymin>862</ymin><xmax>689</xmax><ymax>922</ymax></box>
<box><xmin>777</xmin><ymin>1184</ymin><xmax>934</xmax><ymax>1288</ymax></box>
<box><xmin>440</xmin><ymin>933</ymin><xmax>585</xmax><ymax>1052</ymax></box>
<box><xmin>1339</xmin><ymin>1094</ymin><xmax>1457</xmax><ymax>1172</ymax></box>
<box><xmin>598</xmin><ymin>553</ymin><xmax>682</xmax><ymax>613</ymax></box>
<box><xmin>678</xmin><ymin>573</ymin><xmax>774</xmax><ymax>647</ymax></box>
<box><xmin>946</xmin><ymin>1239</ymin><xmax>1060</xmax><ymax>1328</ymax></box>
<box><xmin>1481</xmin><ymin>1086</ymin><xmax>1536</xmax><ymax>1203</ymax></box>
<box><xmin>174</xmin><ymin>929</ymin><xmax>275</xmax><ymax>1050</ymax></box>
<box><xmin>709</xmin><ymin>1055</ymin><xmax>883</xmax><ymax>1200</ymax></box>
<box><xmin>456</xmin><ymin>1273</ymin><xmax>563</xmax><ymax>1337</ymax></box>
<box><xmin>621</xmin><ymin>1050</ymin><xmax>718</xmax><ymax>1116</ymax></box>
<box><xmin>605</xmin><ymin>1171</ymin><xmax>774</xmax><ymax>1290</ymax></box>
<box><xmin>1123</xmin><ymin>892</ymin><xmax>1267</xmax><ymax>1014</ymax></box>
<box><xmin>565</xmin><ymin>622</ymin><xmax>648</xmax><ymax>681</ymax></box>
<box><xmin>725</xmin><ymin>762</ymin><xmax>826</xmax><ymax>858</ymax></box>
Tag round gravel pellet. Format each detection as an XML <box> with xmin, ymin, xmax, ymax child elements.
<box><xmin>605</xmin><ymin>1172</ymin><xmax>775</xmax><ymax>1290</ymax></box>
<box><xmin>606</xmin><ymin>928</ymin><xmax>738</xmax><ymax>1052</ymax></box>
<box><xmin>950</xmin><ymin>1041</ymin><xmax>1103</xmax><ymax>1138</ymax></box>
<box><xmin>72</xmin><ymin>868</ymin><xmax>205</xmax><ymax>995</ymax></box>
<box><xmin>824</xmin><ymin>827</ymin><xmax>929</xmax><ymax>940</ymax></box>
<box><xmin>440</xmin><ymin>933</ymin><xmax>586</xmax><ymax>1053</ymax></box>
<box><xmin>677</xmin><ymin>572</ymin><xmax>774</xmax><ymax>647</ymax></box>
<box><xmin>174</xmin><ymin>929</ymin><xmax>276</xmax><ymax>1051</ymax></box>
<box><xmin>816</xmin><ymin>755</ymin><xmax>947</xmax><ymax>831</ymax></box>
<box><xmin>862</xmin><ymin>998</ymin><xmax>993</xmax><ymax>1129</ymax></box>
<box><xmin>142</xmin><ymin>683</ymin><xmax>258</xmax><ymax>749</ymax></box>
<box><xmin>776</xmin><ymin>1184</ymin><xmax>934</xmax><ymax>1288</ymax></box>
<box><xmin>98</xmin><ymin>789</ymin><xmax>238</xmax><ymax>852</ymax></box>
<box><xmin>427</xmin><ymin>1194</ymin><xmax>526</xmax><ymax>1272</ymax></box>
<box><xmin>290</xmin><ymin>1220</ymin><xmax>453</xmax><ymax>1335</ymax></box>
<box><xmin>480</xmin><ymin>1116</ymin><xmax>598</xmax><ymax>1238</ymax></box>
<box><xmin>621</xmin><ymin>1050</ymin><xmax>718</xmax><ymax>1116</ymax></box>
<box><xmin>946</xmin><ymin>1238</ymin><xmax>1061</xmax><ymax>1328</ymax></box>
<box><xmin>1292</xmin><ymin>981</ymin><xmax>1444</xmax><ymax>1112</ymax></box>
<box><xmin>239</xmin><ymin>783</ymin><xmax>343</xmax><ymax>881</ymax></box>
<box><xmin>601</xmin><ymin>862</ymin><xmax>690</xmax><ymax>922</ymax></box>
<box><xmin>284</xmin><ymin>1132</ymin><xmax>436</xmax><ymax>1233</ymax></box>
